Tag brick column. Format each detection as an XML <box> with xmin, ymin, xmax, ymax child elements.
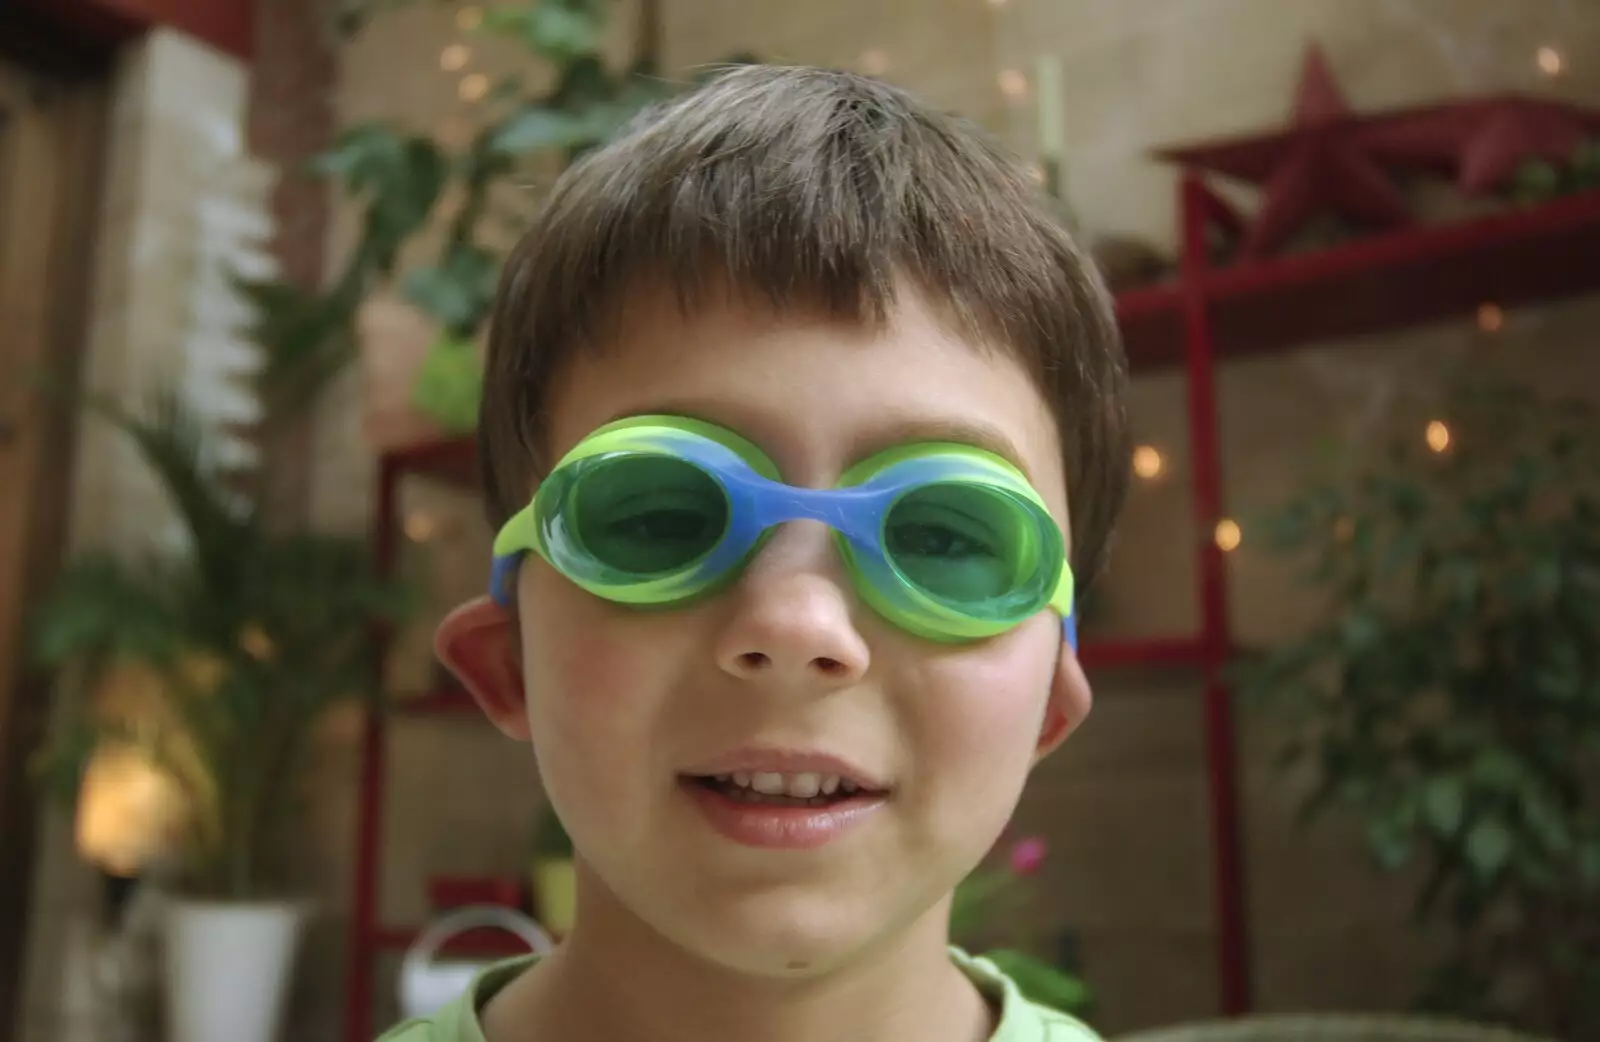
<box><xmin>246</xmin><ymin>0</ymin><xmax>336</xmax><ymax>527</ymax></box>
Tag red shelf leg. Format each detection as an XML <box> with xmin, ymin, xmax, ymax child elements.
<box><xmin>1180</xmin><ymin>172</ymin><xmax>1252</xmax><ymax>1016</ymax></box>
<box><xmin>344</xmin><ymin>457</ymin><xmax>401</xmax><ymax>1042</ymax></box>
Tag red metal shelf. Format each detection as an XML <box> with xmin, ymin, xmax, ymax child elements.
<box><xmin>374</xmin><ymin>926</ymin><xmax>541</xmax><ymax>959</ymax></box>
<box><xmin>1121</xmin><ymin>188</ymin><xmax>1600</xmax><ymax>369</ymax></box>
<box><xmin>384</xmin><ymin>433</ymin><xmax>478</xmax><ymax>488</ymax></box>
<box><xmin>1115</xmin><ymin>281</ymin><xmax>1185</xmax><ymax>369</ymax></box>
<box><xmin>1078</xmin><ymin>636</ymin><xmax>1209</xmax><ymax>669</ymax></box>
<box><xmin>393</xmin><ymin>688</ymin><xmax>480</xmax><ymax>716</ymax></box>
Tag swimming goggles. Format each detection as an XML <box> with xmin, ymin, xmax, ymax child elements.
<box><xmin>490</xmin><ymin>416</ymin><xmax>1076</xmax><ymax>647</ymax></box>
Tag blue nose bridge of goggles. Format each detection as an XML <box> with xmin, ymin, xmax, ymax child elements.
<box><xmin>687</xmin><ymin>454</ymin><xmax>952</xmax><ymax>575</ymax></box>
<box><xmin>489</xmin><ymin>433</ymin><xmax>1079</xmax><ymax>651</ymax></box>
<box><xmin>697</xmin><ymin>456</ymin><xmax>1077</xmax><ymax>650</ymax></box>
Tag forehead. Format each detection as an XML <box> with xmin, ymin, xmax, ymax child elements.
<box><xmin>546</xmin><ymin>286</ymin><xmax>1067</xmax><ymax>516</ymax></box>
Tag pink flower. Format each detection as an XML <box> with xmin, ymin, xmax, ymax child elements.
<box><xmin>1009</xmin><ymin>836</ymin><xmax>1047</xmax><ymax>876</ymax></box>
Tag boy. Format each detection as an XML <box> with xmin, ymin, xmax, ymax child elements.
<box><xmin>394</xmin><ymin>64</ymin><xmax>1129</xmax><ymax>1042</ymax></box>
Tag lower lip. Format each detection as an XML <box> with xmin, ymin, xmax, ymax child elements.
<box><xmin>680</xmin><ymin>779</ymin><xmax>887</xmax><ymax>850</ymax></box>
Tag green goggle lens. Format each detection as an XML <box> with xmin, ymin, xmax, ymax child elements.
<box><xmin>566</xmin><ymin>455</ymin><xmax>729</xmax><ymax>575</ymax></box>
<box><xmin>883</xmin><ymin>482</ymin><xmax>1043</xmax><ymax>607</ymax></box>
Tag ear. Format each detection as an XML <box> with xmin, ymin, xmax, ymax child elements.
<box><xmin>434</xmin><ymin>597</ymin><xmax>531</xmax><ymax>741</ymax></box>
<box><xmin>1034</xmin><ymin>641</ymin><xmax>1092</xmax><ymax>762</ymax></box>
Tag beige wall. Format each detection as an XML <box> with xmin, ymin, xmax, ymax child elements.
<box><xmin>672</xmin><ymin>0</ymin><xmax>1600</xmax><ymax>246</ymax></box>
<box><xmin>306</xmin><ymin>1</ymin><xmax>1600</xmax><ymax>1037</ymax></box>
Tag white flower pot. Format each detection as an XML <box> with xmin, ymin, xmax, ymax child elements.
<box><xmin>165</xmin><ymin>899</ymin><xmax>305</xmax><ymax>1042</ymax></box>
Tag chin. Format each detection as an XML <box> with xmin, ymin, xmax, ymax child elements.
<box><xmin>670</xmin><ymin>888</ymin><xmax>889</xmax><ymax>978</ymax></box>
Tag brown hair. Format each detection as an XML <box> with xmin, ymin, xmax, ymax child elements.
<box><xmin>480</xmin><ymin>65</ymin><xmax>1129</xmax><ymax>587</ymax></box>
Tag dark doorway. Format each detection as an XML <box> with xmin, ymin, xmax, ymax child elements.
<box><xmin>0</xmin><ymin>32</ymin><xmax>111</xmax><ymax>1040</ymax></box>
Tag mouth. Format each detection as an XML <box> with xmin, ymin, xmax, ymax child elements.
<box><xmin>677</xmin><ymin>753</ymin><xmax>891</xmax><ymax>849</ymax></box>
<box><xmin>682</xmin><ymin>770</ymin><xmax>883</xmax><ymax>808</ymax></box>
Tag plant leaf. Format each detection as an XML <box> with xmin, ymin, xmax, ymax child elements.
<box><xmin>410</xmin><ymin>334</ymin><xmax>483</xmax><ymax>434</ymax></box>
<box><xmin>491</xmin><ymin>105</ymin><xmax>599</xmax><ymax>155</ymax></box>
<box><xmin>403</xmin><ymin>246</ymin><xmax>500</xmax><ymax>334</ymax></box>
<box><xmin>483</xmin><ymin>1</ymin><xmax>604</xmax><ymax>62</ymax></box>
<box><xmin>982</xmin><ymin>949</ymin><xmax>1094</xmax><ymax>1016</ymax></box>
<box><xmin>1422</xmin><ymin>775</ymin><xmax>1465</xmax><ymax>839</ymax></box>
<box><xmin>1465</xmin><ymin>819</ymin><xmax>1513</xmax><ymax>880</ymax></box>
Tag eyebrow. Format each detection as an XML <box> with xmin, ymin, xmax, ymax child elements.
<box><xmin>601</xmin><ymin>404</ymin><xmax>1031</xmax><ymax>480</ymax></box>
<box><xmin>850</xmin><ymin>416</ymin><xmax>1030</xmax><ymax>477</ymax></box>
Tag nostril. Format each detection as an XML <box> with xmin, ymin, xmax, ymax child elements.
<box><xmin>814</xmin><ymin>657</ymin><xmax>846</xmax><ymax>677</ymax></box>
<box><xmin>737</xmin><ymin>652</ymin><xmax>770</xmax><ymax>671</ymax></box>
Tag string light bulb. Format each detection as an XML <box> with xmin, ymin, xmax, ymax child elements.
<box><xmin>1426</xmin><ymin>420</ymin><xmax>1451</xmax><ymax>453</ymax></box>
<box><xmin>405</xmin><ymin>511</ymin><xmax>438</xmax><ymax>542</ymax></box>
<box><xmin>998</xmin><ymin>69</ymin><xmax>1028</xmax><ymax>99</ymax></box>
<box><xmin>1214</xmin><ymin>519</ymin><xmax>1241</xmax><ymax>552</ymax></box>
<box><xmin>456</xmin><ymin>5</ymin><xmax>483</xmax><ymax>31</ymax></box>
<box><xmin>441</xmin><ymin>44</ymin><xmax>470</xmax><ymax>72</ymax></box>
<box><xmin>1132</xmin><ymin>445</ymin><xmax>1164</xmax><ymax>479</ymax></box>
<box><xmin>239</xmin><ymin>624</ymin><xmax>275</xmax><ymax>662</ymax></box>
<box><xmin>458</xmin><ymin>73</ymin><xmax>490</xmax><ymax>102</ymax></box>
<box><xmin>860</xmin><ymin>49</ymin><xmax>889</xmax><ymax>76</ymax></box>
<box><xmin>1537</xmin><ymin>46</ymin><xmax>1564</xmax><ymax>77</ymax></box>
<box><xmin>76</xmin><ymin>748</ymin><xmax>185</xmax><ymax>877</ymax></box>
<box><xmin>1477</xmin><ymin>302</ymin><xmax>1503</xmax><ymax>333</ymax></box>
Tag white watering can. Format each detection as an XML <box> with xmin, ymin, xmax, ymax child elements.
<box><xmin>398</xmin><ymin>905</ymin><xmax>555</xmax><ymax>1020</ymax></box>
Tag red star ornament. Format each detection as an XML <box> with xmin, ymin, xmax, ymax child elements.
<box><xmin>1358</xmin><ymin>97</ymin><xmax>1600</xmax><ymax>194</ymax></box>
<box><xmin>1456</xmin><ymin>97</ymin><xmax>1600</xmax><ymax>194</ymax></box>
<box><xmin>1159</xmin><ymin>45</ymin><xmax>1412</xmax><ymax>259</ymax></box>
<box><xmin>1350</xmin><ymin>102</ymin><xmax>1480</xmax><ymax>175</ymax></box>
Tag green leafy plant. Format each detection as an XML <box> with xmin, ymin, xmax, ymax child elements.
<box><xmin>411</xmin><ymin>333</ymin><xmax>484</xmax><ymax>434</ymax></box>
<box><xmin>1236</xmin><ymin>380</ymin><xmax>1600</xmax><ymax>1038</ymax></box>
<box><xmin>249</xmin><ymin>0</ymin><xmax>757</xmax><ymax>421</ymax></box>
<box><xmin>951</xmin><ymin>836</ymin><xmax>1094</xmax><ymax>1019</ymax></box>
<box><xmin>33</xmin><ymin>391</ymin><xmax>414</xmax><ymax>899</ymax></box>
<box><xmin>1509</xmin><ymin>139</ymin><xmax>1600</xmax><ymax>205</ymax></box>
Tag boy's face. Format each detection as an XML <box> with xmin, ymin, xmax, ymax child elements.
<box><xmin>438</xmin><ymin>286</ymin><xmax>1092</xmax><ymax>977</ymax></box>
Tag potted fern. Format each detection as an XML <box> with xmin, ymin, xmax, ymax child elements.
<box><xmin>33</xmin><ymin>391</ymin><xmax>413</xmax><ymax>1042</ymax></box>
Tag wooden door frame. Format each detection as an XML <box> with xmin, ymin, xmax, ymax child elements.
<box><xmin>0</xmin><ymin>35</ymin><xmax>111</xmax><ymax>1042</ymax></box>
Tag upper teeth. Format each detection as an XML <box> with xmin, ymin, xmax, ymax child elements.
<box><xmin>719</xmin><ymin>772</ymin><xmax>856</xmax><ymax>797</ymax></box>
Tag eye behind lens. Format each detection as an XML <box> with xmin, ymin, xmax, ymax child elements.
<box><xmin>563</xmin><ymin>453</ymin><xmax>731</xmax><ymax>578</ymax></box>
<box><xmin>879</xmin><ymin>481</ymin><xmax>1060</xmax><ymax>620</ymax></box>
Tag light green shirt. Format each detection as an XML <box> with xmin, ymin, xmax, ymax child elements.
<box><xmin>378</xmin><ymin>947</ymin><xmax>1099</xmax><ymax>1042</ymax></box>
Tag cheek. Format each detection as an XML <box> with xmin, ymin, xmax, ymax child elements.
<box><xmin>519</xmin><ymin>572</ymin><xmax>671</xmax><ymax>832</ymax></box>
<box><xmin>525</xmin><ymin>595</ymin><xmax>644</xmax><ymax>720</ymax></box>
<box><xmin>902</xmin><ymin>620</ymin><xmax>1056</xmax><ymax>818</ymax></box>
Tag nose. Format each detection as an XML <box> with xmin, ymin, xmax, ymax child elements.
<box><xmin>713</xmin><ymin>530</ymin><xmax>870</xmax><ymax>686</ymax></box>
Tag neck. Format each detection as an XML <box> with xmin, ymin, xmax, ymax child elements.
<box><xmin>486</xmin><ymin>866</ymin><xmax>990</xmax><ymax>1042</ymax></box>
